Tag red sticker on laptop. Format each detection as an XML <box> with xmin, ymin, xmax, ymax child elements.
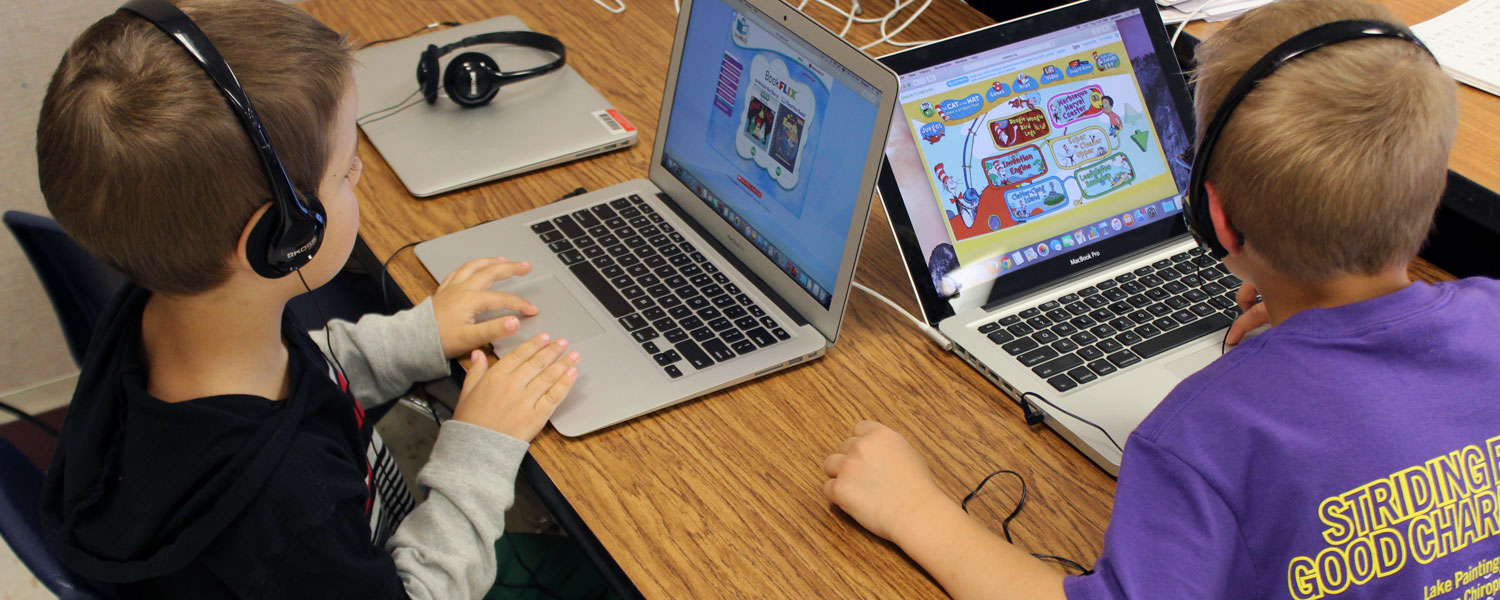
<box><xmin>594</xmin><ymin>109</ymin><xmax>636</xmax><ymax>134</ymax></box>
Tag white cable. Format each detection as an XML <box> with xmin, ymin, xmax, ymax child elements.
<box><xmin>852</xmin><ymin>281</ymin><xmax>953</xmax><ymax>350</ymax></box>
<box><xmin>1171</xmin><ymin>0</ymin><xmax>1226</xmax><ymax>48</ymax></box>
<box><xmin>858</xmin><ymin>0</ymin><xmax>934</xmax><ymax>51</ymax></box>
<box><xmin>593</xmin><ymin>0</ymin><xmax>626</xmax><ymax>14</ymax></box>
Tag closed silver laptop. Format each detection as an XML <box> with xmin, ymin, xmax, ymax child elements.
<box><xmin>415</xmin><ymin>0</ymin><xmax>898</xmax><ymax>436</ymax></box>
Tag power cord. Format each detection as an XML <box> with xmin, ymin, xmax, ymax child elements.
<box><xmin>0</xmin><ymin>400</ymin><xmax>60</xmax><ymax>438</ymax></box>
<box><xmin>378</xmin><ymin>241</ymin><xmax>423</xmax><ymax>313</ymax></box>
<box><xmin>1018</xmin><ymin>391</ymin><xmax>1123</xmax><ymax>453</ymax></box>
<box><xmin>850</xmin><ymin>281</ymin><xmax>952</xmax><ymax>350</ymax></box>
<box><xmin>596</xmin><ymin>0</ymin><xmax>934</xmax><ymax>51</ymax></box>
<box><xmin>357</xmin><ymin>21</ymin><xmax>461</xmax><ymax>50</ymax></box>
<box><xmin>356</xmin><ymin>88</ymin><xmax>423</xmax><ymax>127</ymax></box>
<box><xmin>962</xmin><ymin>468</ymin><xmax>1095</xmax><ymax>574</ymax></box>
<box><xmin>1171</xmin><ymin>0</ymin><xmax>1230</xmax><ymax>48</ymax></box>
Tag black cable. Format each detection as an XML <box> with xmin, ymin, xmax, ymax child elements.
<box><xmin>1019</xmin><ymin>391</ymin><xmax>1123</xmax><ymax>453</ymax></box>
<box><xmin>962</xmin><ymin>468</ymin><xmax>1095</xmax><ymax>575</ymax></box>
<box><xmin>357</xmin><ymin>21</ymin><xmax>461</xmax><ymax>50</ymax></box>
<box><xmin>0</xmin><ymin>400</ymin><xmax>60</xmax><ymax>438</ymax></box>
<box><xmin>297</xmin><ymin>270</ymin><xmax>351</xmax><ymax>389</ymax></box>
<box><xmin>379</xmin><ymin>240</ymin><xmax>423</xmax><ymax>313</ymax></box>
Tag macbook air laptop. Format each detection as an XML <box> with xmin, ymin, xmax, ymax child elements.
<box><xmin>876</xmin><ymin>0</ymin><xmax>1240</xmax><ymax>474</ymax></box>
<box><xmin>415</xmin><ymin>0</ymin><xmax>898</xmax><ymax>436</ymax></box>
<box><xmin>352</xmin><ymin>15</ymin><xmax>638</xmax><ymax>197</ymax></box>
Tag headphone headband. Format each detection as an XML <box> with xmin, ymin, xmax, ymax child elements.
<box><xmin>119</xmin><ymin>0</ymin><xmax>325</xmax><ymax>277</ymax></box>
<box><xmin>1183</xmin><ymin>19</ymin><xmax>1435</xmax><ymax>258</ymax></box>
<box><xmin>417</xmin><ymin>30</ymin><xmax>567</xmax><ymax>107</ymax></box>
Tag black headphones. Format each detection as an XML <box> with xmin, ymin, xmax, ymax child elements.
<box><xmin>120</xmin><ymin>0</ymin><xmax>326</xmax><ymax>279</ymax></box>
<box><xmin>1182</xmin><ymin>19</ymin><xmax>1435</xmax><ymax>259</ymax></box>
<box><xmin>416</xmin><ymin>31</ymin><xmax>566</xmax><ymax>108</ymax></box>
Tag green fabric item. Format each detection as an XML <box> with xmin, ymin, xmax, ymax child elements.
<box><xmin>486</xmin><ymin>533</ymin><xmax>618</xmax><ymax>600</ymax></box>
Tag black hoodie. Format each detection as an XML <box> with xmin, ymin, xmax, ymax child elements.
<box><xmin>40</xmin><ymin>284</ymin><xmax>409</xmax><ymax>597</ymax></box>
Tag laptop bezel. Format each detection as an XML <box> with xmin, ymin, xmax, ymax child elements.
<box><xmin>874</xmin><ymin>0</ymin><xmax>1197</xmax><ymax>326</ymax></box>
<box><xmin>645</xmin><ymin>0</ymin><xmax>900</xmax><ymax>343</ymax></box>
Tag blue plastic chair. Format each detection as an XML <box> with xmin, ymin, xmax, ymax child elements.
<box><xmin>0</xmin><ymin>437</ymin><xmax>111</xmax><ymax>599</ymax></box>
<box><xmin>3</xmin><ymin>211</ymin><xmax>127</xmax><ymax>367</ymax></box>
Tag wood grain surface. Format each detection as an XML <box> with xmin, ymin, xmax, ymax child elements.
<box><xmin>296</xmin><ymin>0</ymin><xmax>1477</xmax><ymax>596</ymax></box>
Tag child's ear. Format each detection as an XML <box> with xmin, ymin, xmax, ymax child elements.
<box><xmin>1204</xmin><ymin>181</ymin><xmax>1243</xmax><ymax>256</ymax></box>
<box><xmin>233</xmin><ymin>203</ymin><xmax>275</xmax><ymax>274</ymax></box>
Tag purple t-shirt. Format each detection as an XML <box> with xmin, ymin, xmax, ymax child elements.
<box><xmin>1065</xmin><ymin>278</ymin><xmax>1500</xmax><ymax>599</ymax></box>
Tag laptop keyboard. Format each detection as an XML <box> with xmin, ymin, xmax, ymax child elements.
<box><xmin>529</xmin><ymin>194</ymin><xmax>788</xmax><ymax>379</ymax></box>
<box><xmin>979</xmin><ymin>247</ymin><xmax>1244</xmax><ymax>393</ymax></box>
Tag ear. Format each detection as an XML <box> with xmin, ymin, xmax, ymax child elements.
<box><xmin>1204</xmin><ymin>181</ymin><xmax>1243</xmax><ymax>256</ymax></box>
<box><xmin>234</xmin><ymin>203</ymin><xmax>275</xmax><ymax>274</ymax></box>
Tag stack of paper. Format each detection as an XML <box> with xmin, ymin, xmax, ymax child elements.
<box><xmin>1412</xmin><ymin>0</ymin><xmax>1500</xmax><ymax>97</ymax></box>
<box><xmin>1158</xmin><ymin>0</ymin><xmax>1273</xmax><ymax>25</ymax></box>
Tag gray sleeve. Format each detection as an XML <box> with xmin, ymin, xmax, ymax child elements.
<box><xmin>387</xmin><ymin>421</ymin><xmax>530</xmax><ymax>600</ymax></box>
<box><xmin>308</xmin><ymin>298</ymin><xmax>450</xmax><ymax>407</ymax></box>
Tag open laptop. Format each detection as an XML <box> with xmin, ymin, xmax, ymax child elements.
<box><xmin>876</xmin><ymin>0</ymin><xmax>1240</xmax><ymax>474</ymax></box>
<box><xmin>415</xmin><ymin>0</ymin><xmax>898</xmax><ymax>436</ymax></box>
<box><xmin>352</xmin><ymin>16</ymin><xmax>638</xmax><ymax>197</ymax></box>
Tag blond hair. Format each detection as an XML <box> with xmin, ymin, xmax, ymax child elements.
<box><xmin>1192</xmin><ymin>0</ymin><xmax>1456</xmax><ymax>280</ymax></box>
<box><xmin>36</xmin><ymin>0</ymin><xmax>351</xmax><ymax>295</ymax></box>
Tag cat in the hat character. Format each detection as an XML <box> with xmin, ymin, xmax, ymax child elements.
<box><xmin>935</xmin><ymin>163</ymin><xmax>978</xmax><ymax>227</ymax></box>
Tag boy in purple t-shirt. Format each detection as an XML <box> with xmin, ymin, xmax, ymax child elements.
<box><xmin>819</xmin><ymin>0</ymin><xmax>1500</xmax><ymax>598</ymax></box>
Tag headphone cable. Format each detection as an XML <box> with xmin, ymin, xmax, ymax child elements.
<box><xmin>357</xmin><ymin>22</ymin><xmax>462</xmax><ymax>50</ymax></box>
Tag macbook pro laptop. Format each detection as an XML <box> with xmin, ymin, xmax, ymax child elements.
<box><xmin>876</xmin><ymin>0</ymin><xmax>1239</xmax><ymax>474</ymax></box>
<box><xmin>352</xmin><ymin>16</ymin><xmax>639</xmax><ymax>197</ymax></box>
<box><xmin>415</xmin><ymin>0</ymin><xmax>898</xmax><ymax>436</ymax></box>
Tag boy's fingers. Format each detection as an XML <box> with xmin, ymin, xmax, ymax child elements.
<box><xmin>495</xmin><ymin>333</ymin><xmax>553</xmax><ymax>373</ymax></box>
<box><xmin>460</xmin><ymin>350</ymin><xmax>488</xmax><ymax>398</ymax></box>
<box><xmin>523</xmin><ymin>352</ymin><xmax>579</xmax><ymax>401</ymax></box>
<box><xmin>469</xmin><ymin>290</ymin><xmax>538</xmax><ymax>317</ymax></box>
<box><xmin>444</xmin><ymin>257</ymin><xmax>503</xmax><ymax>287</ymax></box>
<box><xmin>822</xmin><ymin>478</ymin><xmax>839</xmax><ymax>503</ymax></box>
<box><xmin>536</xmin><ymin>366</ymin><xmax>579</xmax><ymax>411</ymax></box>
<box><xmin>823</xmin><ymin>453</ymin><xmax>845</xmax><ymax>477</ymax></box>
<box><xmin>1226</xmin><ymin>303</ymin><xmax>1269</xmax><ymax>346</ymax></box>
<box><xmin>1235</xmin><ymin>282</ymin><xmax>1260</xmax><ymax>312</ymax></box>
<box><xmin>852</xmin><ymin>420</ymin><xmax>884</xmax><ymax>436</ymax></box>
<box><xmin>463</xmin><ymin>260</ymin><xmax>532</xmax><ymax>291</ymax></box>
<box><xmin>512</xmin><ymin>339</ymin><xmax>571</xmax><ymax>383</ymax></box>
<box><xmin>837</xmin><ymin>436</ymin><xmax>860</xmax><ymax>455</ymax></box>
<box><xmin>475</xmin><ymin>316</ymin><xmax>521</xmax><ymax>343</ymax></box>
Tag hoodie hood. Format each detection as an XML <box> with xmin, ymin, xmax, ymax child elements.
<box><xmin>39</xmin><ymin>283</ymin><xmax>336</xmax><ymax>583</ymax></box>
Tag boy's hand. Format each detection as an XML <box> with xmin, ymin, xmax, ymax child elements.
<box><xmin>432</xmin><ymin>257</ymin><xmax>538</xmax><ymax>358</ymax></box>
<box><xmin>822</xmin><ymin>421</ymin><xmax>949</xmax><ymax>542</ymax></box>
<box><xmin>453</xmin><ymin>336</ymin><xmax>580</xmax><ymax>441</ymax></box>
<box><xmin>1226</xmin><ymin>281</ymin><xmax>1269</xmax><ymax>345</ymax></box>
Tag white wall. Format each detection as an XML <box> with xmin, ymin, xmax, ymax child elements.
<box><xmin>2</xmin><ymin>0</ymin><xmax>128</xmax><ymax>392</ymax></box>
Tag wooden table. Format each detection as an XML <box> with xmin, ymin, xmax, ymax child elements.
<box><xmin>297</xmin><ymin>0</ymin><xmax>1487</xmax><ymax>596</ymax></box>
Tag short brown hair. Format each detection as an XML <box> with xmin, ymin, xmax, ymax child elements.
<box><xmin>36</xmin><ymin>0</ymin><xmax>352</xmax><ymax>295</ymax></box>
<box><xmin>1192</xmin><ymin>0</ymin><xmax>1456</xmax><ymax>280</ymax></box>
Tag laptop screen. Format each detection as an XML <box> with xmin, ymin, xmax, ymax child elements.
<box><xmin>659</xmin><ymin>0</ymin><xmax>883</xmax><ymax>308</ymax></box>
<box><xmin>883</xmin><ymin>5</ymin><xmax>1192</xmax><ymax>304</ymax></box>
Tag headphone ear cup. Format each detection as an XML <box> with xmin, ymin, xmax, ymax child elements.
<box><xmin>245</xmin><ymin>204</ymin><xmax>282</xmax><ymax>278</ymax></box>
<box><xmin>417</xmin><ymin>44</ymin><xmax>441</xmax><ymax>104</ymax></box>
<box><xmin>442</xmin><ymin>51</ymin><xmax>501</xmax><ymax>108</ymax></box>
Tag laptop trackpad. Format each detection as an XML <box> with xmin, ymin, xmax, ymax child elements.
<box><xmin>1165</xmin><ymin>347</ymin><xmax>1221</xmax><ymax>379</ymax></box>
<box><xmin>480</xmin><ymin>276</ymin><xmax>606</xmax><ymax>348</ymax></box>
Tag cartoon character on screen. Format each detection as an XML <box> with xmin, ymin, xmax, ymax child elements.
<box><xmin>1093</xmin><ymin>51</ymin><xmax>1107</xmax><ymax>72</ymax></box>
<box><xmin>1102</xmin><ymin>95</ymin><xmax>1122</xmax><ymax>138</ymax></box>
<box><xmin>935</xmin><ymin>162</ymin><xmax>980</xmax><ymax>228</ymax></box>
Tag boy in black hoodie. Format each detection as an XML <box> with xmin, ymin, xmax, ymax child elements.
<box><xmin>34</xmin><ymin>0</ymin><xmax>581</xmax><ymax>596</ymax></box>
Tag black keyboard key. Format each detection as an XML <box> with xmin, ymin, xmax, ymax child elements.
<box><xmin>711</xmin><ymin>294</ymin><xmax>737</xmax><ymax>309</ymax></box>
<box><xmin>664</xmin><ymin>365</ymin><xmax>683</xmax><ymax>378</ymax></box>
<box><xmin>1089</xmin><ymin>324</ymin><xmax>1116</xmax><ymax>338</ymax></box>
<box><xmin>1002</xmin><ymin>337</ymin><xmax>1039</xmax><ymax>355</ymax></box>
<box><xmin>1165</xmin><ymin>296</ymin><xmax>1190</xmax><ymax>310</ymax></box>
<box><xmin>697</xmin><ymin>306</ymin><xmax>721</xmax><ymax>320</ymax></box>
<box><xmin>1033</xmin><ymin>330</ymin><xmax>1059</xmax><ymax>345</ymax></box>
<box><xmin>772</xmin><ymin>328</ymin><xmax>790</xmax><ymax>340</ymax></box>
<box><xmin>1007</xmin><ymin>323</ymin><xmax>1034</xmax><ymax>337</ymax></box>
<box><xmin>1147</xmin><ymin>303</ymin><xmax>1172</xmax><ymax>317</ymax></box>
<box><xmin>1097</xmin><ymin>338</ymin><xmax>1124</xmax><ymax>354</ymax></box>
<box><xmin>1116</xmin><ymin>331</ymin><xmax>1143</xmax><ymax>346</ymax></box>
<box><xmin>1115</xmin><ymin>272</ymin><xmax>1136</xmax><ymax>283</ymax></box>
<box><xmin>1033</xmin><ymin>353</ymin><xmax>1083</xmax><ymax>378</ymax></box>
<box><xmin>702</xmin><ymin>339</ymin><xmax>735</xmax><ymax>362</ymax></box>
<box><xmin>621</xmin><ymin>285</ymin><xmax>645</xmax><ymax>300</ymax></box>
<box><xmin>746</xmin><ymin>327</ymin><xmax>776</xmax><ymax>347</ymax></box>
<box><xmin>538</xmin><ymin>229</ymin><xmax>565</xmax><ymax>243</ymax></box>
<box><xmin>1181</xmin><ymin>276</ymin><xmax>1204</xmax><ymax>288</ymax></box>
<box><xmin>573</xmin><ymin>209</ymin><xmax>601</xmax><ymax>229</ymax></box>
<box><xmin>1019</xmin><ymin>307</ymin><xmax>1041</xmax><ymax>319</ymax></box>
<box><xmin>720</xmin><ymin>328</ymin><xmax>745</xmax><ymax>343</ymax></box>
<box><xmin>999</xmin><ymin>314</ymin><xmax>1022</xmax><ymax>326</ymax></box>
<box><xmin>673</xmin><ymin>340</ymin><xmax>714</xmax><ymax>369</ymax></box>
<box><xmin>708</xmin><ymin>318</ymin><xmax>734</xmax><ymax>332</ymax></box>
<box><xmin>609</xmin><ymin>197</ymin><xmax>632</xmax><ymax>210</ymax></box>
<box><xmin>653</xmin><ymin>349</ymin><xmax>681</xmax><ymax>366</ymax></box>
<box><xmin>690</xmin><ymin>327</ymin><xmax>716</xmax><ymax>342</ymax></box>
<box><xmin>553</xmin><ymin>215</ymin><xmax>586</xmax><ymax>239</ymax></box>
<box><xmin>1107</xmin><ymin>350</ymin><xmax>1141</xmax><ymax>369</ymax></box>
<box><xmin>1189</xmin><ymin>247</ymin><xmax>1204</xmax><ymax>256</ymax></box>
<box><xmin>1127</xmin><ymin>310</ymin><xmax>1152</xmax><ymax>324</ymax></box>
<box><xmin>1133</xmin><ymin>266</ymin><xmax>1155</xmax><ymax>276</ymax></box>
<box><xmin>1191</xmin><ymin>303</ymin><xmax>1216</xmax><ymax>317</ymax></box>
<box><xmin>531</xmin><ymin>221</ymin><xmax>556</xmax><ymax>233</ymax></box>
<box><xmin>1083</xmin><ymin>295</ymin><xmax>1108</xmax><ymax>308</ymax></box>
<box><xmin>1133</xmin><ymin>314</ymin><xmax>1233</xmax><ymax>359</ymax></box>
<box><xmin>1078</xmin><ymin>345</ymin><xmax>1104</xmax><ymax>361</ymax></box>
<box><xmin>1152</xmin><ymin>259</ymin><xmax>1174</xmax><ymax>269</ymax></box>
<box><xmin>1103</xmin><ymin>288</ymin><xmax>1128</xmax><ymax>302</ymax></box>
<box><xmin>567</xmin><ymin>261</ymin><xmax>634</xmax><ymax>317</ymax></box>
<box><xmin>1066</xmin><ymin>302</ymin><xmax>1089</xmax><ymax>316</ymax></box>
<box><xmin>1108</xmin><ymin>302</ymin><xmax>1133</xmax><ymax>315</ymax></box>
<box><xmin>1222</xmin><ymin>275</ymin><xmax>1243</xmax><ymax>288</ymax></box>
<box><xmin>1140</xmin><ymin>275</ymin><xmax>1164</xmax><ymax>288</ymax></box>
<box><xmin>1121</xmin><ymin>281</ymin><xmax>1145</xmax><ymax>294</ymax></box>
<box><xmin>1018</xmin><ymin>346</ymin><xmax>1059</xmax><ymax>367</ymax></box>
<box><xmin>759</xmin><ymin>316</ymin><xmax>777</xmax><ymax>329</ymax></box>
<box><xmin>1164</xmin><ymin>281</ymin><xmax>1188</xmax><ymax>295</ymax></box>
<box><xmin>1202</xmin><ymin>282</ymin><xmax>1227</xmax><ymax>297</ymax></box>
<box><xmin>1070</xmin><ymin>331</ymin><xmax>1098</xmax><ymax>345</ymax></box>
<box><xmin>1069</xmin><ymin>315</ymin><xmax>1096</xmax><ymax>328</ymax></box>
<box><xmin>1051</xmin><ymin>322</ymin><xmax>1078</xmax><ymax>336</ymax></box>
<box><xmin>1047</xmin><ymin>374</ymin><xmax>1078</xmax><ymax>393</ymax></box>
<box><xmin>1089</xmin><ymin>359</ymin><xmax>1117</xmax><ymax>376</ymax></box>
<box><xmin>1145</xmin><ymin>288</ymin><xmax>1168</xmax><ymax>301</ymax></box>
<box><xmin>632</xmin><ymin>328</ymin><xmax>659</xmax><ymax>342</ymax></box>
<box><xmin>679</xmin><ymin>316</ymin><xmax>704</xmax><ymax>331</ymax></box>
<box><xmin>731</xmin><ymin>339</ymin><xmax>756</xmax><ymax>354</ymax></box>
<box><xmin>979</xmin><ymin>322</ymin><xmax>1001</xmax><ymax>334</ymax></box>
<box><xmin>1192</xmin><ymin>255</ymin><xmax>1217</xmax><ymax>268</ymax></box>
<box><xmin>1039</xmin><ymin>300</ymin><xmax>1061</xmax><ymax>311</ymax></box>
<box><xmin>1097</xmin><ymin>280</ymin><xmax>1119</xmax><ymax>290</ymax></box>
<box><xmin>1135</xmin><ymin>323</ymin><xmax>1162</xmax><ymax>338</ymax></box>
<box><xmin>988</xmin><ymin>330</ymin><xmax>1015</xmax><ymax>345</ymax></box>
<box><xmin>1171</xmin><ymin>310</ymin><xmax>1198</xmax><ymax>325</ymax></box>
<box><xmin>631</xmin><ymin>296</ymin><xmax>655</xmax><ymax>311</ymax></box>
<box><xmin>1209</xmin><ymin>296</ymin><xmax>1235</xmax><ymax>310</ymax></box>
<box><xmin>1077</xmin><ymin>285</ymin><xmax>1099</xmax><ymax>296</ymax></box>
<box><xmin>664</xmin><ymin>328</ymin><xmax>688</xmax><ymax>343</ymax></box>
<box><xmin>1155</xmin><ymin>317</ymin><xmax>1180</xmax><ymax>331</ymax></box>
<box><xmin>734</xmin><ymin>316</ymin><xmax>758</xmax><ymax>330</ymax></box>
<box><xmin>1069</xmin><ymin>367</ymin><xmax>1098</xmax><ymax>385</ymax></box>
<box><xmin>547</xmin><ymin>240</ymin><xmax>574</xmax><ymax>253</ymax></box>
<box><xmin>1127</xmin><ymin>294</ymin><xmax>1151</xmax><ymax>308</ymax></box>
<box><xmin>1200</xmin><ymin>269</ymin><xmax>1225</xmax><ymax>281</ymax></box>
<box><xmin>1058</xmin><ymin>293</ymin><xmax>1080</xmax><ymax>304</ymax></box>
<box><xmin>1088</xmin><ymin>308</ymin><xmax>1114</xmax><ymax>322</ymax></box>
<box><xmin>1051</xmin><ymin>339</ymin><xmax>1079</xmax><ymax>354</ymax></box>
<box><xmin>1027</xmin><ymin>316</ymin><xmax>1053</xmax><ymax>329</ymax></box>
<box><xmin>1170</xmin><ymin>252</ymin><xmax>1191</xmax><ymax>263</ymax></box>
<box><xmin>1046</xmin><ymin>309</ymin><xmax>1071</xmax><ymax>323</ymax></box>
<box><xmin>1109</xmin><ymin>317</ymin><xmax>1134</xmax><ymax>331</ymax></box>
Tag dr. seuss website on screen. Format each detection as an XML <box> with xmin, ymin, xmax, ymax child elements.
<box><xmin>661</xmin><ymin>0</ymin><xmax>881</xmax><ymax>308</ymax></box>
<box><xmin>885</xmin><ymin>8</ymin><xmax>1191</xmax><ymax>299</ymax></box>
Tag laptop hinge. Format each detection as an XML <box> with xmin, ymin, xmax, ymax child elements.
<box><xmin>980</xmin><ymin>236</ymin><xmax>1191</xmax><ymax>313</ymax></box>
<box><xmin>655</xmin><ymin>192</ymin><xmax>810</xmax><ymax>328</ymax></box>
